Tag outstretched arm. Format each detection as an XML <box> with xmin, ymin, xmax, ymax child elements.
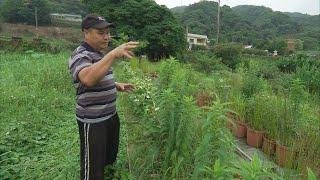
<box><xmin>78</xmin><ymin>41</ymin><xmax>139</xmax><ymax>87</ymax></box>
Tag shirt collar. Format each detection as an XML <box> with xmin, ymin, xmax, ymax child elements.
<box><xmin>81</xmin><ymin>41</ymin><xmax>100</xmax><ymax>53</ymax></box>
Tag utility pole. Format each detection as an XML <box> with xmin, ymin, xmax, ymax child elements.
<box><xmin>216</xmin><ymin>0</ymin><xmax>220</xmax><ymax>44</ymax></box>
<box><xmin>186</xmin><ymin>25</ymin><xmax>190</xmax><ymax>50</ymax></box>
<box><xmin>35</xmin><ymin>7</ymin><xmax>39</xmax><ymax>38</ymax></box>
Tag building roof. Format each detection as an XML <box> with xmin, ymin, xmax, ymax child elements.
<box><xmin>187</xmin><ymin>33</ymin><xmax>208</xmax><ymax>39</ymax></box>
<box><xmin>50</xmin><ymin>13</ymin><xmax>82</xmax><ymax>18</ymax></box>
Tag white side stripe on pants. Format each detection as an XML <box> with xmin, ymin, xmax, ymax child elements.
<box><xmin>84</xmin><ymin>124</ymin><xmax>87</xmax><ymax>180</ymax></box>
<box><xmin>84</xmin><ymin>123</ymin><xmax>90</xmax><ymax>180</ymax></box>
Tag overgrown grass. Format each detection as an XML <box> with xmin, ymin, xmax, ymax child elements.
<box><xmin>0</xmin><ymin>52</ymin><xmax>130</xmax><ymax>179</ymax></box>
<box><xmin>0</xmin><ymin>52</ymin><xmax>78</xmax><ymax>179</ymax></box>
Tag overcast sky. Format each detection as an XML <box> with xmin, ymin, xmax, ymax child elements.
<box><xmin>155</xmin><ymin>0</ymin><xmax>320</xmax><ymax>15</ymax></box>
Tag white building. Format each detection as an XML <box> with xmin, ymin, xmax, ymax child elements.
<box><xmin>50</xmin><ymin>13</ymin><xmax>82</xmax><ymax>26</ymax></box>
<box><xmin>187</xmin><ymin>33</ymin><xmax>208</xmax><ymax>49</ymax></box>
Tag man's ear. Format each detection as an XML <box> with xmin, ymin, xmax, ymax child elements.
<box><xmin>83</xmin><ymin>29</ymin><xmax>88</xmax><ymax>35</ymax></box>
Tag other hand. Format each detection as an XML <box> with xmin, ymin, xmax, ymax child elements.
<box><xmin>116</xmin><ymin>82</ymin><xmax>135</xmax><ymax>92</ymax></box>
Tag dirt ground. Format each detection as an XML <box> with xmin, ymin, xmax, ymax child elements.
<box><xmin>0</xmin><ymin>23</ymin><xmax>82</xmax><ymax>43</ymax></box>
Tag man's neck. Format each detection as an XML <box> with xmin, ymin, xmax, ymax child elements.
<box><xmin>83</xmin><ymin>41</ymin><xmax>100</xmax><ymax>52</ymax></box>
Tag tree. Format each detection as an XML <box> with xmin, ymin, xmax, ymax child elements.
<box><xmin>1</xmin><ymin>0</ymin><xmax>51</xmax><ymax>25</ymax></box>
<box><xmin>82</xmin><ymin>0</ymin><xmax>186</xmax><ymax>60</ymax></box>
<box><xmin>302</xmin><ymin>37</ymin><xmax>318</xmax><ymax>50</ymax></box>
<box><xmin>260</xmin><ymin>39</ymin><xmax>287</xmax><ymax>55</ymax></box>
<box><xmin>48</xmin><ymin>0</ymin><xmax>88</xmax><ymax>16</ymax></box>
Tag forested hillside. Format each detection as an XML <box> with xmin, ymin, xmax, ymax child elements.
<box><xmin>172</xmin><ymin>2</ymin><xmax>319</xmax><ymax>50</ymax></box>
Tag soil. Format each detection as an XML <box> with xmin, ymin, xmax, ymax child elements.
<box><xmin>0</xmin><ymin>23</ymin><xmax>82</xmax><ymax>43</ymax></box>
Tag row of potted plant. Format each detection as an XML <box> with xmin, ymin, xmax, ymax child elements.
<box><xmin>227</xmin><ymin>91</ymin><xmax>319</xmax><ymax>173</ymax></box>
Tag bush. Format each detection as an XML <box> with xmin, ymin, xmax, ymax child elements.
<box><xmin>176</xmin><ymin>51</ymin><xmax>229</xmax><ymax>73</ymax></box>
<box><xmin>236</xmin><ymin>60</ymin><xmax>271</xmax><ymax>98</ymax></box>
<box><xmin>303</xmin><ymin>37</ymin><xmax>318</xmax><ymax>50</ymax></box>
<box><xmin>238</xmin><ymin>57</ymin><xmax>280</xmax><ymax>80</ymax></box>
<box><xmin>277</xmin><ymin>57</ymin><xmax>299</xmax><ymax>73</ymax></box>
<box><xmin>240</xmin><ymin>68</ymin><xmax>269</xmax><ymax>98</ymax></box>
<box><xmin>214</xmin><ymin>43</ymin><xmax>242</xmax><ymax>69</ymax></box>
<box><xmin>292</xmin><ymin>64</ymin><xmax>320</xmax><ymax>95</ymax></box>
<box><xmin>193</xmin><ymin>52</ymin><xmax>229</xmax><ymax>73</ymax></box>
<box><xmin>191</xmin><ymin>44</ymin><xmax>207</xmax><ymax>51</ymax></box>
<box><xmin>256</xmin><ymin>60</ymin><xmax>280</xmax><ymax>80</ymax></box>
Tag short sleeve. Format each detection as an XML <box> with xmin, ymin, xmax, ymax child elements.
<box><xmin>68</xmin><ymin>54</ymin><xmax>92</xmax><ymax>82</ymax></box>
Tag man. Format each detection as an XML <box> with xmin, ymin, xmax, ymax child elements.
<box><xmin>68</xmin><ymin>14</ymin><xmax>139</xmax><ymax>180</ymax></box>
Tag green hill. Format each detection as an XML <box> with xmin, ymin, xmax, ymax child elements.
<box><xmin>171</xmin><ymin>6</ymin><xmax>187</xmax><ymax>14</ymax></box>
<box><xmin>172</xmin><ymin>2</ymin><xmax>319</xmax><ymax>50</ymax></box>
<box><xmin>284</xmin><ymin>12</ymin><xmax>320</xmax><ymax>28</ymax></box>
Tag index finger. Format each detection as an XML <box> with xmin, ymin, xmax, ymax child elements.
<box><xmin>125</xmin><ymin>45</ymin><xmax>139</xmax><ymax>50</ymax></box>
<box><xmin>127</xmin><ymin>41</ymin><xmax>139</xmax><ymax>45</ymax></box>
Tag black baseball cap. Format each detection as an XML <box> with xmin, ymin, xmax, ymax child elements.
<box><xmin>82</xmin><ymin>14</ymin><xmax>114</xmax><ymax>31</ymax></box>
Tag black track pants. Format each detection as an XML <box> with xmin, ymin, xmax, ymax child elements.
<box><xmin>77</xmin><ymin>113</ymin><xmax>120</xmax><ymax>180</ymax></box>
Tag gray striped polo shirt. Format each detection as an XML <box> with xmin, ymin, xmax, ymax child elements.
<box><xmin>68</xmin><ymin>42</ymin><xmax>117</xmax><ymax>123</ymax></box>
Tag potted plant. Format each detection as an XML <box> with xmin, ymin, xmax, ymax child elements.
<box><xmin>245</xmin><ymin>94</ymin><xmax>267</xmax><ymax>148</ymax></box>
<box><xmin>276</xmin><ymin>80</ymin><xmax>309</xmax><ymax>167</ymax></box>
<box><xmin>275</xmin><ymin>97</ymin><xmax>298</xmax><ymax>168</ymax></box>
<box><xmin>291</xmin><ymin>104</ymin><xmax>319</xmax><ymax>174</ymax></box>
<box><xmin>227</xmin><ymin>93</ymin><xmax>247</xmax><ymax>138</ymax></box>
<box><xmin>262</xmin><ymin>95</ymin><xmax>280</xmax><ymax>155</ymax></box>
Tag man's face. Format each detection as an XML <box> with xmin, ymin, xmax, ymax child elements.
<box><xmin>84</xmin><ymin>28</ymin><xmax>110</xmax><ymax>50</ymax></box>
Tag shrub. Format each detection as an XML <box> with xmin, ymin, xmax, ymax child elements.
<box><xmin>276</xmin><ymin>57</ymin><xmax>320</xmax><ymax>74</ymax></box>
<box><xmin>242</xmin><ymin>74</ymin><xmax>268</xmax><ymax>98</ymax></box>
<box><xmin>193</xmin><ymin>52</ymin><xmax>229</xmax><ymax>73</ymax></box>
<box><xmin>257</xmin><ymin>61</ymin><xmax>280</xmax><ymax>80</ymax></box>
<box><xmin>157</xmin><ymin>57</ymin><xmax>181</xmax><ymax>89</ymax></box>
<box><xmin>277</xmin><ymin>57</ymin><xmax>299</xmax><ymax>73</ymax></box>
<box><xmin>191</xmin><ymin>44</ymin><xmax>207</xmax><ymax>51</ymax></box>
<box><xmin>177</xmin><ymin>51</ymin><xmax>229</xmax><ymax>73</ymax></box>
<box><xmin>214</xmin><ymin>43</ymin><xmax>242</xmax><ymax>69</ymax></box>
<box><xmin>292</xmin><ymin>63</ymin><xmax>320</xmax><ymax>96</ymax></box>
<box><xmin>238</xmin><ymin>61</ymin><xmax>269</xmax><ymax>98</ymax></box>
<box><xmin>288</xmin><ymin>79</ymin><xmax>309</xmax><ymax>109</ymax></box>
